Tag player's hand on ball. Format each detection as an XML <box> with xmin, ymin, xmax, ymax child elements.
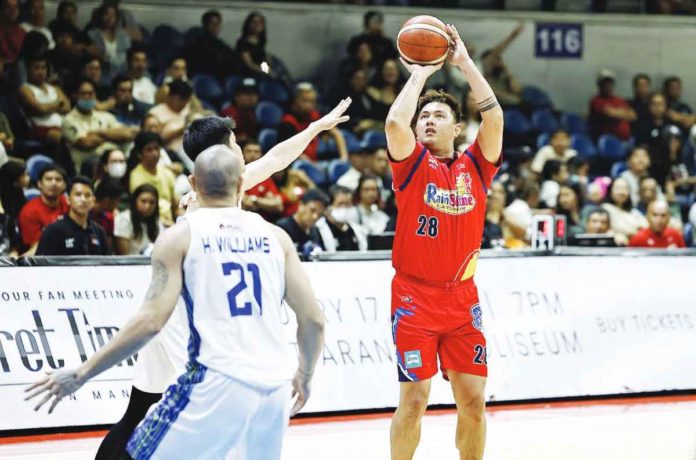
<box><xmin>24</xmin><ymin>369</ymin><xmax>84</xmax><ymax>414</ymax></box>
<box><xmin>399</xmin><ymin>57</ymin><xmax>443</xmax><ymax>78</ymax></box>
<box><xmin>446</xmin><ymin>24</ymin><xmax>471</xmax><ymax>67</ymax></box>
<box><xmin>315</xmin><ymin>97</ymin><xmax>352</xmax><ymax>131</ymax></box>
<box><xmin>290</xmin><ymin>369</ymin><xmax>312</xmax><ymax>417</ymax></box>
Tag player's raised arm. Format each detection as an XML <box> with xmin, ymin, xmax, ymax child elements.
<box><xmin>385</xmin><ymin>59</ymin><xmax>443</xmax><ymax>161</ymax></box>
<box><xmin>447</xmin><ymin>24</ymin><xmax>503</xmax><ymax>163</ymax></box>
<box><xmin>272</xmin><ymin>226</ymin><xmax>325</xmax><ymax>416</ymax></box>
<box><xmin>24</xmin><ymin>222</ymin><xmax>190</xmax><ymax>413</ymax></box>
<box><xmin>241</xmin><ymin>98</ymin><xmax>352</xmax><ymax>191</ymax></box>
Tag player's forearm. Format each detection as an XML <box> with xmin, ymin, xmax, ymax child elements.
<box><xmin>77</xmin><ymin>309</ymin><xmax>161</xmax><ymax>383</ymax></box>
<box><xmin>295</xmin><ymin>314</ymin><xmax>325</xmax><ymax>376</ymax></box>
<box><xmin>457</xmin><ymin>59</ymin><xmax>503</xmax><ymax>125</ymax></box>
<box><xmin>386</xmin><ymin>70</ymin><xmax>429</xmax><ymax>128</ymax></box>
<box><xmin>243</xmin><ymin>123</ymin><xmax>323</xmax><ymax>191</ymax></box>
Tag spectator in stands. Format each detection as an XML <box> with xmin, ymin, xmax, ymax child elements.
<box><xmin>531</xmin><ymin>129</ymin><xmax>577</xmax><ymax>177</ymax></box>
<box><xmin>49</xmin><ymin>1</ymin><xmax>96</xmax><ymax>56</ymax></box>
<box><xmin>277</xmin><ymin>82</ymin><xmax>348</xmax><ymax>162</ymax></box>
<box><xmin>236</xmin><ymin>12</ymin><xmax>272</xmax><ymax>78</ymax></box>
<box><xmin>647</xmin><ymin>122</ymin><xmax>684</xmax><ymax>187</ymax></box>
<box><xmin>36</xmin><ymin>176</ymin><xmax>110</xmax><ymax>255</ymax></box>
<box><xmin>19</xmin><ymin>53</ymin><xmax>70</xmax><ymax>145</ymax></box>
<box><xmin>93</xmin><ymin>148</ymin><xmax>127</xmax><ymax>188</ymax></box>
<box><xmin>124</xmin><ymin>45</ymin><xmax>156</xmax><ymax>105</ymax></box>
<box><xmin>481</xmin><ymin>35</ymin><xmax>524</xmax><ymax>109</ymax></box>
<box><xmin>87</xmin><ymin>3</ymin><xmax>130</xmax><ymax>84</ymax></box>
<box><xmin>90</xmin><ymin>0</ymin><xmax>142</xmax><ymax>43</ymax></box>
<box><xmin>0</xmin><ymin>0</ymin><xmax>25</xmax><ymax>67</ymax></box>
<box><xmin>239</xmin><ymin>139</ymin><xmax>283</xmax><ymax>222</ymax></box>
<box><xmin>79</xmin><ymin>56</ymin><xmax>112</xmax><ymax>108</ymax></box>
<box><xmin>114</xmin><ymin>182</ymin><xmax>161</xmax><ymax>255</ymax></box>
<box><xmin>482</xmin><ymin>181</ymin><xmax>506</xmax><ymax>249</ymax></box>
<box><xmin>50</xmin><ymin>24</ymin><xmax>85</xmax><ymax>86</ymax></box>
<box><xmin>504</xmin><ymin>180</ymin><xmax>541</xmax><ymax>244</ymax></box>
<box><xmin>647</xmin><ymin>0</ymin><xmax>696</xmax><ymax>14</ymax></box>
<box><xmin>315</xmin><ymin>185</ymin><xmax>366</xmax><ymax>252</ymax></box>
<box><xmin>589</xmin><ymin>69</ymin><xmax>636</xmax><ymax>141</ymax></box>
<box><xmin>0</xmin><ymin>159</ymin><xmax>28</xmax><ymax>256</ymax></box>
<box><xmin>664</xmin><ymin>75</ymin><xmax>695</xmax><ymax>132</ymax></box>
<box><xmin>272</xmin><ymin>166</ymin><xmax>315</xmax><ymax>217</ymax></box>
<box><xmin>109</xmin><ymin>75</ymin><xmax>150</xmax><ymax>127</ymax></box>
<box><xmin>367</xmin><ymin>59</ymin><xmax>405</xmax><ymax>123</ymax></box>
<box><xmin>220</xmin><ymin>78</ymin><xmax>259</xmax><ymax>144</ymax></box>
<box><xmin>601</xmin><ymin>177</ymin><xmax>648</xmax><ymax>238</ymax></box>
<box><xmin>370</xmin><ymin>147</ymin><xmax>392</xmax><ymax>200</ymax></box>
<box><xmin>18</xmin><ymin>164</ymin><xmax>68</xmax><ymax>255</ymax></box>
<box><xmin>276</xmin><ymin>188</ymin><xmax>330</xmax><ymax>253</ymax></box>
<box><xmin>20</xmin><ymin>0</ymin><xmax>54</xmax><ymax>49</ymax></box>
<box><xmin>139</xmin><ymin>113</ymin><xmax>190</xmax><ymax>184</ymax></box>
<box><xmin>568</xmin><ymin>155</ymin><xmax>590</xmax><ymax>188</ymax></box>
<box><xmin>457</xmin><ymin>90</ymin><xmax>481</xmax><ymax>148</ymax></box>
<box><xmin>333</xmin><ymin>67</ymin><xmax>381</xmax><ymax>135</ymax></box>
<box><xmin>555</xmin><ymin>183</ymin><xmax>584</xmax><ymax>239</ymax></box>
<box><xmin>629</xmin><ymin>73</ymin><xmax>652</xmax><ymax>134</ymax></box>
<box><xmin>346</xmin><ymin>11</ymin><xmax>398</xmax><ymax>66</ymax></box>
<box><xmin>629</xmin><ymin>200</ymin><xmax>685</xmax><ymax>248</ymax></box>
<box><xmin>689</xmin><ymin>201</ymin><xmax>696</xmax><ymax>235</ymax></box>
<box><xmin>337</xmin><ymin>148</ymin><xmax>373</xmax><ymax>191</ymax></box>
<box><xmin>186</xmin><ymin>10</ymin><xmax>240</xmax><ymax>81</ymax></box>
<box><xmin>579</xmin><ymin>207</ymin><xmax>628</xmax><ymax>246</ymax></box>
<box><xmin>62</xmin><ymin>78</ymin><xmax>137</xmax><ymax>171</ymax></box>
<box><xmin>0</xmin><ymin>112</ymin><xmax>14</xmax><ymax>153</ymax></box>
<box><xmin>91</xmin><ymin>176</ymin><xmax>122</xmax><ymax>250</ymax></box>
<box><xmin>620</xmin><ymin>146</ymin><xmax>652</xmax><ymax>205</ymax></box>
<box><xmin>539</xmin><ymin>160</ymin><xmax>568</xmax><ymax>208</ymax></box>
<box><xmin>148</xmin><ymin>78</ymin><xmax>193</xmax><ymax>154</ymax></box>
<box><xmin>636</xmin><ymin>176</ymin><xmax>682</xmax><ymax>230</ymax></box>
<box><xmin>128</xmin><ymin>131</ymin><xmax>176</xmax><ymax>226</ymax></box>
<box><xmin>350</xmin><ymin>174</ymin><xmax>389</xmax><ymax>235</ymax></box>
<box><xmin>154</xmin><ymin>56</ymin><xmax>203</xmax><ymax>112</ymax></box>
<box><xmin>338</xmin><ymin>39</ymin><xmax>376</xmax><ymax>87</ymax></box>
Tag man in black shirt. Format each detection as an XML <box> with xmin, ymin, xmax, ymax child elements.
<box><xmin>346</xmin><ymin>11</ymin><xmax>398</xmax><ymax>66</ymax></box>
<box><xmin>276</xmin><ymin>189</ymin><xmax>329</xmax><ymax>254</ymax></box>
<box><xmin>36</xmin><ymin>176</ymin><xmax>110</xmax><ymax>256</ymax></box>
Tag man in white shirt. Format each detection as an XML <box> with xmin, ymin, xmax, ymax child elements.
<box><xmin>530</xmin><ymin>129</ymin><xmax>577</xmax><ymax>177</ymax></box>
<box><xmin>126</xmin><ymin>45</ymin><xmax>157</xmax><ymax>105</ymax></box>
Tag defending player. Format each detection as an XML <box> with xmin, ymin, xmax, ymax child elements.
<box><xmin>90</xmin><ymin>98</ymin><xmax>350</xmax><ymax>459</ymax></box>
<box><xmin>26</xmin><ymin>145</ymin><xmax>325</xmax><ymax>459</ymax></box>
<box><xmin>385</xmin><ymin>24</ymin><xmax>503</xmax><ymax>460</ymax></box>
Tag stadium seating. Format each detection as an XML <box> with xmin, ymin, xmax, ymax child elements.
<box><xmin>598</xmin><ymin>134</ymin><xmax>626</xmax><ymax>161</ymax></box>
<box><xmin>610</xmin><ymin>161</ymin><xmax>628</xmax><ymax>177</ymax></box>
<box><xmin>521</xmin><ymin>86</ymin><xmax>552</xmax><ymax>110</ymax></box>
<box><xmin>328</xmin><ymin>160</ymin><xmax>351</xmax><ymax>184</ymax></box>
<box><xmin>255</xmin><ymin>101</ymin><xmax>284</xmax><ymax>128</ymax></box>
<box><xmin>258</xmin><ymin>128</ymin><xmax>278</xmax><ymax>153</ymax></box>
<box><xmin>503</xmin><ymin>110</ymin><xmax>532</xmax><ymax>135</ymax></box>
<box><xmin>561</xmin><ymin>112</ymin><xmax>588</xmax><ymax>135</ymax></box>
<box><xmin>259</xmin><ymin>79</ymin><xmax>290</xmax><ymax>106</ymax></box>
<box><xmin>293</xmin><ymin>160</ymin><xmax>327</xmax><ymax>186</ymax></box>
<box><xmin>537</xmin><ymin>132</ymin><xmax>550</xmax><ymax>149</ymax></box>
<box><xmin>26</xmin><ymin>154</ymin><xmax>54</xmax><ymax>184</ymax></box>
<box><xmin>570</xmin><ymin>134</ymin><xmax>597</xmax><ymax>157</ymax></box>
<box><xmin>361</xmin><ymin>130</ymin><xmax>387</xmax><ymax>150</ymax></box>
<box><xmin>531</xmin><ymin>110</ymin><xmax>559</xmax><ymax>134</ymax></box>
<box><xmin>224</xmin><ymin>76</ymin><xmax>243</xmax><ymax>98</ymax></box>
<box><xmin>192</xmin><ymin>74</ymin><xmax>225</xmax><ymax>108</ymax></box>
<box><xmin>340</xmin><ymin>130</ymin><xmax>362</xmax><ymax>153</ymax></box>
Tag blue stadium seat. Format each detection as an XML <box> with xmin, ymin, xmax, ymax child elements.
<box><xmin>255</xmin><ymin>101</ymin><xmax>284</xmax><ymax>128</ymax></box>
<box><xmin>328</xmin><ymin>160</ymin><xmax>351</xmax><ymax>184</ymax></box>
<box><xmin>503</xmin><ymin>110</ymin><xmax>532</xmax><ymax>135</ymax></box>
<box><xmin>537</xmin><ymin>132</ymin><xmax>550</xmax><ymax>149</ymax></box>
<box><xmin>561</xmin><ymin>112</ymin><xmax>588</xmax><ymax>135</ymax></box>
<box><xmin>317</xmin><ymin>138</ymin><xmax>337</xmax><ymax>160</ymax></box>
<box><xmin>598</xmin><ymin>134</ymin><xmax>626</xmax><ymax>161</ymax></box>
<box><xmin>361</xmin><ymin>130</ymin><xmax>387</xmax><ymax>150</ymax></box>
<box><xmin>192</xmin><ymin>74</ymin><xmax>224</xmax><ymax>107</ymax></box>
<box><xmin>258</xmin><ymin>128</ymin><xmax>278</xmax><ymax>153</ymax></box>
<box><xmin>340</xmin><ymin>130</ymin><xmax>362</xmax><ymax>153</ymax></box>
<box><xmin>531</xmin><ymin>110</ymin><xmax>559</xmax><ymax>134</ymax></box>
<box><xmin>259</xmin><ymin>79</ymin><xmax>290</xmax><ymax>106</ymax></box>
<box><xmin>224</xmin><ymin>76</ymin><xmax>243</xmax><ymax>98</ymax></box>
<box><xmin>26</xmin><ymin>154</ymin><xmax>54</xmax><ymax>184</ymax></box>
<box><xmin>24</xmin><ymin>188</ymin><xmax>41</xmax><ymax>201</ymax></box>
<box><xmin>521</xmin><ymin>86</ymin><xmax>552</xmax><ymax>109</ymax></box>
<box><xmin>610</xmin><ymin>161</ymin><xmax>628</xmax><ymax>178</ymax></box>
<box><xmin>293</xmin><ymin>160</ymin><xmax>327</xmax><ymax>186</ymax></box>
<box><xmin>570</xmin><ymin>134</ymin><xmax>597</xmax><ymax>157</ymax></box>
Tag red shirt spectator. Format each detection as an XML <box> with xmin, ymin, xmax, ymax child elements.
<box><xmin>628</xmin><ymin>200</ymin><xmax>685</xmax><ymax>248</ymax></box>
<box><xmin>19</xmin><ymin>195</ymin><xmax>69</xmax><ymax>246</ymax></box>
<box><xmin>589</xmin><ymin>70</ymin><xmax>636</xmax><ymax>141</ymax></box>
<box><xmin>0</xmin><ymin>0</ymin><xmax>26</xmax><ymax>65</ymax></box>
<box><xmin>278</xmin><ymin>110</ymin><xmax>320</xmax><ymax>161</ymax></box>
<box><xmin>220</xmin><ymin>78</ymin><xmax>259</xmax><ymax>143</ymax></box>
<box><xmin>244</xmin><ymin>177</ymin><xmax>282</xmax><ymax>221</ymax></box>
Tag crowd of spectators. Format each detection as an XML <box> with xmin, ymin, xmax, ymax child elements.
<box><xmin>0</xmin><ymin>2</ymin><xmax>694</xmax><ymax>260</ymax></box>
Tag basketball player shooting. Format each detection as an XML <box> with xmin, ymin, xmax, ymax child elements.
<box><xmin>25</xmin><ymin>146</ymin><xmax>326</xmax><ymax>459</ymax></box>
<box><xmin>386</xmin><ymin>23</ymin><xmax>503</xmax><ymax>460</ymax></box>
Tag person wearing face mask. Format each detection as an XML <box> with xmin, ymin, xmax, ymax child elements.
<box><xmin>36</xmin><ymin>176</ymin><xmax>110</xmax><ymax>255</ymax></box>
<box><xmin>350</xmin><ymin>173</ymin><xmax>389</xmax><ymax>235</ymax></box>
<box><xmin>315</xmin><ymin>185</ymin><xmax>367</xmax><ymax>252</ymax></box>
<box><xmin>94</xmin><ymin>148</ymin><xmax>127</xmax><ymax>186</ymax></box>
<box><xmin>62</xmin><ymin>78</ymin><xmax>138</xmax><ymax>172</ymax></box>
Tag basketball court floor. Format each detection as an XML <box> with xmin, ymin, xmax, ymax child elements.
<box><xmin>1</xmin><ymin>397</ymin><xmax>694</xmax><ymax>460</ymax></box>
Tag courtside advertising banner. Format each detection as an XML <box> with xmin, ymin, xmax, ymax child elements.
<box><xmin>1</xmin><ymin>256</ymin><xmax>695</xmax><ymax>430</ymax></box>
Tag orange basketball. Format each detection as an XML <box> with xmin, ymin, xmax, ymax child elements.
<box><xmin>397</xmin><ymin>15</ymin><xmax>450</xmax><ymax>65</ymax></box>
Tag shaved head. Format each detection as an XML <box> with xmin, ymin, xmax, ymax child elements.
<box><xmin>193</xmin><ymin>145</ymin><xmax>244</xmax><ymax>199</ymax></box>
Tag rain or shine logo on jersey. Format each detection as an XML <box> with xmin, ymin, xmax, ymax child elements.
<box><xmin>423</xmin><ymin>172</ymin><xmax>476</xmax><ymax>215</ymax></box>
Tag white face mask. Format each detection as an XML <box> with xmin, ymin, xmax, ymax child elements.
<box><xmin>107</xmin><ymin>163</ymin><xmax>127</xmax><ymax>179</ymax></box>
<box><xmin>331</xmin><ymin>207</ymin><xmax>355</xmax><ymax>224</ymax></box>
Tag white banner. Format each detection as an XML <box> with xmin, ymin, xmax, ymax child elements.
<box><xmin>1</xmin><ymin>256</ymin><xmax>695</xmax><ymax>430</ymax></box>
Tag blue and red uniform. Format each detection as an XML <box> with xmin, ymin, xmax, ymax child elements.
<box><xmin>389</xmin><ymin>139</ymin><xmax>500</xmax><ymax>382</ymax></box>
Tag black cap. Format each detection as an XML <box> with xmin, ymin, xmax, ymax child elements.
<box><xmin>236</xmin><ymin>78</ymin><xmax>258</xmax><ymax>94</ymax></box>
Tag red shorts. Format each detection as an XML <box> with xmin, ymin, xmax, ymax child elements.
<box><xmin>391</xmin><ymin>273</ymin><xmax>487</xmax><ymax>382</ymax></box>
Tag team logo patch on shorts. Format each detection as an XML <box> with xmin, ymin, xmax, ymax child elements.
<box><xmin>471</xmin><ymin>304</ymin><xmax>483</xmax><ymax>331</ymax></box>
<box><xmin>404</xmin><ymin>350</ymin><xmax>422</xmax><ymax>369</ymax></box>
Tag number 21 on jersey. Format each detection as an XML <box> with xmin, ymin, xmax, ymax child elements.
<box><xmin>221</xmin><ymin>262</ymin><xmax>263</xmax><ymax>317</ymax></box>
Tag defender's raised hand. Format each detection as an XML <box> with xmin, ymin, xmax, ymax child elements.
<box><xmin>25</xmin><ymin>369</ymin><xmax>85</xmax><ymax>414</ymax></box>
<box><xmin>314</xmin><ymin>97</ymin><xmax>352</xmax><ymax>131</ymax></box>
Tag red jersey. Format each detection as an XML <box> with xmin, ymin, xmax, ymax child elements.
<box><xmin>629</xmin><ymin>227</ymin><xmax>685</xmax><ymax>248</ymax></box>
<box><xmin>590</xmin><ymin>95</ymin><xmax>632</xmax><ymax>140</ymax></box>
<box><xmin>390</xmin><ymin>140</ymin><xmax>500</xmax><ymax>283</ymax></box>
<box><xmin>245</xmin><ymin>178</ymin><xmax>282</xmax><ymax>221</ymax></box>
<box><xmin>18</xmin><ymin>195</ymin><xmax>70</xmax><ymax>246</ymax></box>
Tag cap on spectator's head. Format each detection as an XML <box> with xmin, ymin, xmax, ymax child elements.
<box><xmin>236</xmin><ymin>78</ymin><xmax>258</xmax><ymax>95</ymax></box>
<box><xmin>300</xmin><ymin>188</ymin><xmax>330</xmax><ymax>207</ymax></box>
<box><xmin>597</xmin><ymin>69</ymin><xmax>616</xmax><ymax>84</ymax></box>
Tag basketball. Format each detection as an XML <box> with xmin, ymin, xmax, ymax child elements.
<box><xmin>397</xmin><ymin>15</ymin><xmax>451</xmax><ymax>65</ymax></box>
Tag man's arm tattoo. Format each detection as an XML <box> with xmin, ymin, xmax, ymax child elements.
<box><xmin>477</xmin><ymin>96</ymin><xmax>500</xmax><ymax>113</ymax></box>
<box><xmin>145</xmin><ymin>259</ymin><xmax>169</xmax><ymax>300</ymax></box>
